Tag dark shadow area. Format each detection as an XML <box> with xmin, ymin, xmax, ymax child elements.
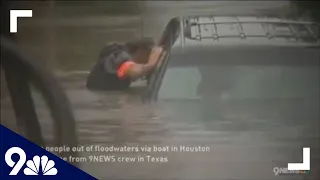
<box><xmin>292</xmin><ymin>1</ymin><xmax>320</xmax><ymax>23</ymax></box>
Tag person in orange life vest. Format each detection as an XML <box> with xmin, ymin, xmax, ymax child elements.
<box><xmin>86</xmin><ymin>38</ymin><xmax>163</xmax><ymax>90</ymax></box>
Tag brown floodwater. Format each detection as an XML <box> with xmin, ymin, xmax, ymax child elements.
<box><xmin>1</xmin><ymin>1</ymin><xmax>319</xmax><ymax>179</ymax></box>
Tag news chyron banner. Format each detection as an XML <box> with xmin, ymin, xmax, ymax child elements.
<box><xmin>0</xmin><ymin>125</ymin><xmax>97</xmax><ymax>179</ymax></box>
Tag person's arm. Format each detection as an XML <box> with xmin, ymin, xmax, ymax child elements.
<box><xmin>118</xmin><ymin>47</ymin><xmax>163</xmax><ymax>80</ymax></box>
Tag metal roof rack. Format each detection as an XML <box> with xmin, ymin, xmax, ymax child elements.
<box><xmin>183</xmin><ymin>16</ymin><xmax>320</xmax><ymax>43</ymax></box>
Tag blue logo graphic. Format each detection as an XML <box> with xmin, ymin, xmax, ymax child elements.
<box><xmin>0</xmin><ymin>125</ymin><xmax>97</xmax><ymax>179</ymax></box>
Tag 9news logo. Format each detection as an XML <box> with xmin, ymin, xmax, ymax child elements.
<box><xmin>5</xmin><ymin>147</ymin><xmax>58</xmax><ymax>176</ymax></box>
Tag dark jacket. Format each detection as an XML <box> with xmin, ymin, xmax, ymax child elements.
<box><xmin>86</xmin><ymin>44</ymin><xmax>133</xmax><ymax>90</ymax></box>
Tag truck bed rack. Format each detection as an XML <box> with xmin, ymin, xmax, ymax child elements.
<box><xmin>183</xmin><ymin>16</ymin><xmax>320</xmax><ymax>43</ymax></box>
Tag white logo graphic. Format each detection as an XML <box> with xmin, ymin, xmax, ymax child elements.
<box><xmin>288</xmin><ymin>147</ymin><xmax>310</xmax><ymax>171</ymax></box>
<box><xmin>273</xmin><ymin>147</ymin><xmax>311</xmax><ymax>176</ymax></box>
<box><xmin>24</xmin><ymin>155</ymin><xmax>58</xmax><ymax>175</ymax></box>
<box><xmin>5</xmin><ymin>147</ymin><xmax>58</xmax><ymax>175</ymax></box>
<box><xmin>10</xmin><ymin>10</ymin><xmax>33</xmax><ymax>33</ymax></box>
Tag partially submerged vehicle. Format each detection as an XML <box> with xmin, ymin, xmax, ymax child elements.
<box><xmin>2</xmin><ymin>14</ymin><xmax>319</xmax><ymax>179</ymax></box>
<box><xmin>132</xmin><ymin>16</ymin><xmax>319</xmax><ymax>179</ymax></box>
<box><xmin>146</xmin><ymin>16</ymin><xmax>319</xmax><ymax>104</ymax></box>
<box><xmin>138</xmin><ymin>15</ymin><xmax>320</xmax><ymax>127</ymax></box>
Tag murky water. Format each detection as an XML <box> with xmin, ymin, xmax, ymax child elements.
<box><xmin>1</xmin><ymin>1</ymin><xmax>320</xmax><ymax>179</ymax></box>
<box><xmin>9</xmin><ymin>1</ymin><xmax>296</xmax><ymax>70</ymax></box>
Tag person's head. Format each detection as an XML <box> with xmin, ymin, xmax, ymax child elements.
<box><xmin>125</xmin><ymin>38</ymin><xmax>155</xmax><ymax>64</ymax></box>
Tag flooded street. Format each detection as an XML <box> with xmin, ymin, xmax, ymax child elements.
<box><xmin>1</xmin><ymin>1</ymin><xmax>320</xmax><ymax>179</ymax></box>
